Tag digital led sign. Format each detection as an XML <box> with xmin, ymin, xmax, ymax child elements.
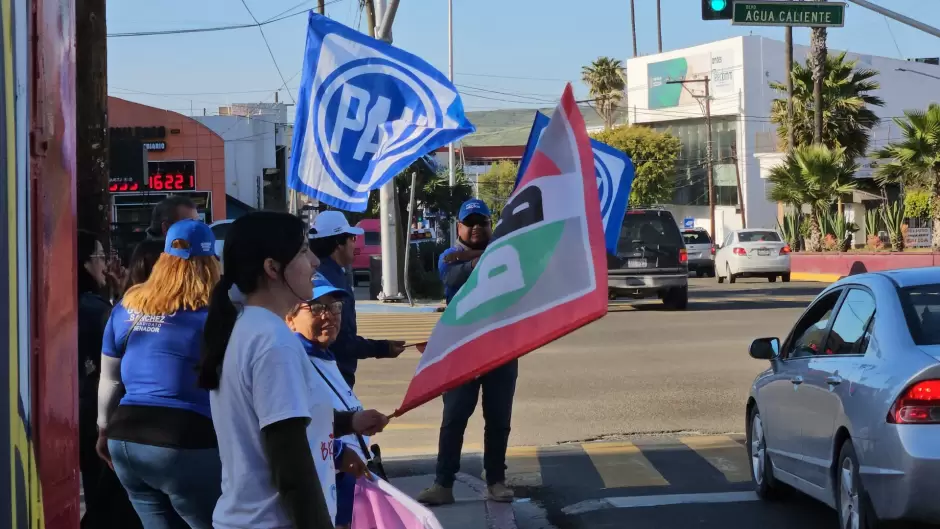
<box><xmin>110</xmin><ymin>160</ymin><xmax>196</xmax><ymax>193</ymax></box>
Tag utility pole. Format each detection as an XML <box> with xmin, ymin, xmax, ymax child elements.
<box><xmin>629</xmin><ymin>0</ymin><xmax>638</xmax><ymax>57</ymax></box>
<box><xmin>76</xmin><ymin>0</ymin><xmax>111</xmax><ymax>242</ymax></box>
<box><xmin>375</xmin><ymin>0</ymin><xmax>404</xmax><ymax>301</ymax></box>
<box><xmin>667</xmin><ymin>77</ymin><xmax>714</xmax><ymax>239</ymax></box>
<box><xmin>732</xmin><ymin>143</ymin><xmax>746</xmax><ymax>229</ymax></box>
<box><xmin>448</xmin><ymin>0</ymin><xmax>456</xmax><ymax>245</ymax></box>
<box><xmin>656</xmin><ymin>0</ymin><xmax>663</xmax><ymax>53</ymax></box>
<box><xmin>785</xmin><ymin>27</ymin><xmax>794</xmax><ymax>152</ymax></box>
<box><xmin>317</xmin><ymin>0</ymin><xmax>325</xmax><ymax>14</ymax></box>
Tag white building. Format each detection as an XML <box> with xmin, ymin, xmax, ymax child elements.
<box><xmin>626</xmin><ymin>35</ymin><xmax>940</xmax><ymax>242</ymax></box>
<box><xmin>195</xmin><ymin>103</ymin><xmax>293</xmax><ymax>214</ymax></box>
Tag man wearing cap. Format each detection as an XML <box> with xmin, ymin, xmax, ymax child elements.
<box><xmin>309</xmin><ymin>211</ymin><xmax>406</xmax><ymax>388</ymax></box>
<box><xmin>418</xmin><ymin>198</ymin><xmax>517</xmax><ymax>505</ymax></box>
<box><xmin>145</xmin><ymin>196</ymin><xmax>199</xmax><ymax>240</ymax></box>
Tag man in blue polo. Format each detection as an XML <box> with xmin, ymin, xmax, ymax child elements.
<box><xmin>418</xmin><ymin>198</ymin><xmax>517</xmax><ymax>505</ymax></box>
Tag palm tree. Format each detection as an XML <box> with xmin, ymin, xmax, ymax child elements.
<box><xmin>810</xmin><ymin>25</ymin><xmax>828</xmax><ymax>143</ymax></box>
<box><xmin>767</xmin><ymin>144</ymin><xmax>859</xmax><ymax>251</ymax></box>
<box><xmin>873</xmin><ymin>104</ymin><xmax>940</xmax><ymax>249</ymax></box>
<box><xmin>582</xmin><ymin>57</ymin><xmax>626</xmax><ymax>130</ymax></box>
<box><xmin>770</xmin><ymin>52</ymin><xmax>884</xmax><ymax>161</ymax></box>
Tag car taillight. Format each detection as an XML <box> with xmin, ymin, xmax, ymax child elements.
<box><xmin>679</xmin><ymin>248</ymin><xmax>688</xmax><ymax>264</ymax></box>
<box><xmin>888</xmin><ymin>380</ymin><xmax>940</xmax><ymax>424</ymax></box>
<box><xmin>733</xmin><ymin>247</ymin><xmax>747</xmax><ymax>256</ymax></box>
<box><xmin>780</xmin><ymin>245</ymin><xmax>791</xmax><ymax>255</ymax></box>
<box><xmin>710</xmin><ymin>245</ymin><xmax>716</xmax><ymax>255</ymax></box>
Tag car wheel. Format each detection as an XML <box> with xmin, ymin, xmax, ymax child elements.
<box><xmin>768</xmin><ymin>276</ymin><xmax>777</xmax><ymax>283</ymax></box>
<box><xmin>748</xmin><ymin>405</ymin><xmax>778</xmax><ymax>499</ymax></box>
<box><xmin>837</xmin><ymin>440</ymin><xmax>880</xmax><ymax>529</ymax></box>
<box><xmin>782</xmin><ymin>273</ymin><xmax>791</xmax><ymax>283</ymax></box>
<box><xmin>727</xmin><ymin>264</ymin><xmax>737</xmax><ymax>284</ymax></box>
<box><xmin>707</xmin><ymin>266</ymin><xmax>716</xmax><ymax>278</ymax></box>
<box><xmin>663</xmin><ymin>286</ymin><xmax>688</xmax><ymax>310</ymax></box>
<box><xmin>696</xmin><ymin>270</ymin><xmax>704</xmax><ymax>278</ymax></box>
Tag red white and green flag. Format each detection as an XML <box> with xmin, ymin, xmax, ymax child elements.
<box><xmin>394</xmin><ymin>84</ymin><xmax>609</xmax><ymax>416</ymax></box>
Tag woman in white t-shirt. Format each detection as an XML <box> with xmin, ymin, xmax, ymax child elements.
<box><xmin>197</xmin><ymin>212</ymin><xmax>389</xmax><ymax>529</ymax></box>
<box><xmin>286</xmin><ymin>273</ymin><xmax>371</xmax><ymax>529</ymax></box>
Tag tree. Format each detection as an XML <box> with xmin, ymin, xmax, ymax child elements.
<box><xmin>767</xmin><ymin>144</ymin><xmax>859</xmax><ymax>252</ymax></box>
<box><xmin>477</xmin><ymin>160</ymin><xmax>518</xmax><ymax>221</ymax></box>
<box><xmin>810</xmin><ymin>25</ymin><xmax>828</xmax><ymax>143</ymax></box>
<box><xmin>582</xmin><ymin>57</ymin><xmax>626</xmax><ymax>130</ymax></box>
<box><xmin>591</xmin><ymin>125</ymin><xmax>681</xmax><ymax>207</ymax></box>
<box><xmin>770</xmin><ymin>52</ymin><xmax>883</xmax><ymax>160</ymax></box>
<box><xmin>873</xmin><ymin>104</ymin><xmax>940</xmax><ymax>249</ymax></box>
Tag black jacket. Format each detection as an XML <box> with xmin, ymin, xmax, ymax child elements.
<box><xmin>78</xmin><ymin>291</ymin><xmax>112</xmax><ymax>403</ymax></box>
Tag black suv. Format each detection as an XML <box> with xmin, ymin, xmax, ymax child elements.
<box><xmin>607</xmin><ymin>208</ymin><xmax>688</xmax><ymax>310</ymax></box>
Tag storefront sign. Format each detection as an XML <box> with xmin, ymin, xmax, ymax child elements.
<box><xmin>732</xmin><ymin>2</ymin><xmax>846</xmax><ymax>28</ymax></box>
<box><xmin>143</xmin><ymin>141</ymin><xmax>166</xmax><ymax>151</ymax></box>
<box><xmin>110</xmin><ymin>126</ymin><xmax>167</xmax><ymax>139</ymax></box>
<box><xmin>148</xmin><ymin>160</ymin><xmax>197</xmax><ymax>192</ymax></box>
<box><xmin>647</xmin><ymin>49</ymin><xmax>736</xmax><ymax>109</ymax></box>
<box><xmin>905</xmin><ymin>227</ymin><xmax>931</xmax><ymax>248</ymax></box>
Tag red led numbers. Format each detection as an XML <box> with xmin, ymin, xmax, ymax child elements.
<box><xmin>147</xmin><ymin>173</ymin><xmax>195</xmax><ymax>191</ymax></box>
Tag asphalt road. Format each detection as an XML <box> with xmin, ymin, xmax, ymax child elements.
<box><xmin>355</xmin><ymin>277</ymin><xmax>826</xmax><ymax>454</ymax></box>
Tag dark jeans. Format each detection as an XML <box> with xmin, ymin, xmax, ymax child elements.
<box><xmin>79</xmin><ymin>399</ymin><xmax>142</xmax><ymax>529</ymax></box>
<box><xmin>108</xmin><ymin>440</ymin><xmax>221</xmax><ymax>529</ymax></box>
<box><xmin>435</xmin><ymin>359</ymin><xmax>518</xmax><ymax>488</ymax></box>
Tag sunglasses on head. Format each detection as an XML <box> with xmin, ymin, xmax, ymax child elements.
<box><xmin>306</xmin><ymin>300</ymin><xmax>343</xmax><ymax>316</ymax></box>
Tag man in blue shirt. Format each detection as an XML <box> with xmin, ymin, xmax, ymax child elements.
<box><xmin>418</xmin><ymin>198</ymin><xmax>517</xmax><ymax>506</ymax></box>
<box><xmin>309</xmin><ymin>211</ymin><xmax>406</xmax><ymax>388</ymax></box>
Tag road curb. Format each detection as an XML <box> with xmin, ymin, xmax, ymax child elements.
<box><xmin>791</xmin><ymin>272</ymin><xmax>841</xmax><ymax>283</ymax></box>
<box><xmin>455</xmin><ymin>473</ymin><xmax>518</xmax><ymax>529</ymax></box>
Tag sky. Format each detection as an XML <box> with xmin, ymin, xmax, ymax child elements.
<box><xmin>107</xmin><ymin>0</ymin><xmax>940</xmax><ymax>119</ymax></box>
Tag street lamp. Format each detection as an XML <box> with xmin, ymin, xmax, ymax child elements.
<box><xmin>896</xmin><ymin>68</ymin><xmax>940</xmax><ymax>81</ymax></box>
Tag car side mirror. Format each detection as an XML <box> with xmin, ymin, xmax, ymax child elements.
<box><xmin>749</xmin><ymin>337</ymin><xmax>780</xmax><ymax>360</ymax></box>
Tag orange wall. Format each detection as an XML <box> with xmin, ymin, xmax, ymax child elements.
<box><xmin>108</xmin><ymin>97</ymin><xmax>226</xmax><ymax>220</ymax></box>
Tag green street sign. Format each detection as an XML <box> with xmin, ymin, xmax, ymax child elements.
<box><xmin>732</xmin><ymin>1</ymin><xmax>846</xmax><ymax>27</ymax></box>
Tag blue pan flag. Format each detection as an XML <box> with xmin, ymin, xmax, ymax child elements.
<box><xmin>514</xmin><ymin>112</ymin><xmax>635</xmax><ymax>254</ymax></box>
<box><xmin>289</xmin><ymin>13</ymin><xmax>476</xmax><ymax>211</ymax></box>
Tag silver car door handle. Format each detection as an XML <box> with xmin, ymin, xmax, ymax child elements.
<box><xmin>826</xmin><ymin>376</ymin><xmax>843</xmax><ymax>385</ymax></box>
<box><xmin>790</xmin><ymin>376</ymin><xmax>804</xmax><ymax>385</ymax></box>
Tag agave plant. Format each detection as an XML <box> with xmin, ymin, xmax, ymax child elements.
<box><xmin>864</xmin><ymin>209</ymin><xmax>884</xmax><ymax>250</ymax></box>
<box><xmin>881</xmin><ymin>200</ymin><xmax>907</xmax><ymax>252</ymax></box>
<box><xmin>820</xmin><ymin>210</ymin><xmax>859</xmax><ymax>252</ymax></box>
<box><xmin>777</xmin><ymin>210</ymin><xmax>802</xmax><ymax>251</ymax></box>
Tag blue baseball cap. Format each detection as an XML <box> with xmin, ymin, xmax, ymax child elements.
<box><xmin>312</xmin><ymin>273</ymin><xmax>348</xmax><ymax>301</ymax></box>
<box><xmin>164</xmin><ymin>219</ymin><xmax>217</xmax><ymax>260</ymax></box>
<box><xmin>458</xmin><ymin>199</ymin><xmax>491</xmax><ymax>222</ymax></box>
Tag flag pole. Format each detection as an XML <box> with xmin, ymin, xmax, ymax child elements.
<box><xmin>376</xmin><ymin>0</ymin><xmax>404</xmax><ymax>302</ymax></box>
<box><xmin>448</xmin><ymin>0</ymin><xmax>457</xmax><ymax>246</ymax></box>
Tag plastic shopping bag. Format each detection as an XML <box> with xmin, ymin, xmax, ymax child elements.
<box><xmin>351</xmin><ymin>476</ymin><xmax>443</xmax><ymax>529</ymax></box>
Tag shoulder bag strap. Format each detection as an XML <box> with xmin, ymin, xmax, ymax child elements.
<box><xmin>309</xmin><ymin>360</ymin><xmax>373</xmax><ymax>461</ymax></box>
<box><xmin>118</xmin><ymin>313</ymin><xmax>146</xmax><ymax>358</ymax></box>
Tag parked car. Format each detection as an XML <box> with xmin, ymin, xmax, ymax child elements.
<box><xmin>715</xmin><ymin>228</ymin><xmax>791</xmax><ymax>283</ymax></box>
<box><xmin>746</xmin><ymin>268</ymin><xmax>940</xmax><ymax>528</ymax></box>
<box><xmin>209</xmin><ymin>219</ymin><xmax>233</xmax><ymax>263</ymax></box>
<box><xmin>682</xmin><ymin>227</ymin><xmax>715</xmax><ymax>277</ymax></box>
<box><xmin>607</xmin><ymin>208</ymin><xmax>688</xmax><ymax>310</ymax></box>
<box><xmin>352</xmin><ymin>219</ymin><xmax>381</xmax><ymax>284</ymax></box>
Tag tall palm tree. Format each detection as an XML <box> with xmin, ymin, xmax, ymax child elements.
<box><xmin>770</xmin><ymin>52</ymin><xmax>884</xmax><ymax>161</ymax></box>
<box><xmin>630</xmin><ymin>0</ymin><xmax>638</xmax><ymax>58</ymax></box>
<box><xmin>767</xmin><ymin>144</ymin><xmax>859</xmax><ymax>251</ymax></box>
<box><xmin>874</xmin><ymin>104</ymin><xmax>940</xmax><ymax>249</ymax></box>
<box><xmin>582</xmin><ymin>57</ymin><xmax>626</xmax><ymax>130</ymax></box>
<box><xmin>810</xmin><ymin>21</ymin><xmax>828</xmax><ymax>143</ymax></box>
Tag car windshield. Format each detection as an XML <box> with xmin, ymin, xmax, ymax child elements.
<box><xmin>737</xmin><ymin>231</ymin><xmax>781</xmax><ymax>243</ymax></box>
<box><xmin>618</xmin><ymin>212</ymin><xmax>683</xmax><ymax>252</ymax></box>
<box><xmin>899</xmin><ymin>284</ymin><xmax>940</xmax><ymax>345</ymax></box>
<box><xmin>682</xmin><ymin>231</ymin><xmax>711</xmax><ymax>245</ymax></box>
<box><xmin>364</xmin><ymin>232</ymin><xmax>381</xmax><ymax>246</ymax></box>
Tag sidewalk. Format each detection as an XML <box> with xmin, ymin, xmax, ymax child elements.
<box><xmin>395</xmin><ymin>473</ymin><xmax>518</xmax><ymax>529</ymax></box>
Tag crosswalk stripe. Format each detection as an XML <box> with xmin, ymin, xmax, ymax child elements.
<box><xmin>505</xmin><ymin>446</ymin><xmax>542</xmax><ymax>487</ymax></box>
<box><xmin>581</xmin><ymin>442</ymin><xmax>669</xmax><ymax>489</ymax></box>
<box><xmin>678</xmin><ymin>435</ymin><xmax>752</xmax><ymax>483</ymax></box>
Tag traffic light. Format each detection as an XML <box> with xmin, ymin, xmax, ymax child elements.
<box><xmin>702</xmin><ymin>0</ymin><xmax>733</xmax><ymax>20</ymax></box>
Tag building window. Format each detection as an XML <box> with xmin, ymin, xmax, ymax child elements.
<box><xmin>651</xmin><ymin>118</ymin><xmax>739</xmax><ymax>207</ymax></box>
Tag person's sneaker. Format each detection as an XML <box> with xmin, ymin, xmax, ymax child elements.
<box><xmin>486</xmin><ymin>482</ymin><xmax>514</xmax><ymax>503</ymax></box>
<box><xmin>416</xmin><ymin>484</ymin><xmax>455</xmax><ymax>505</ymax></box>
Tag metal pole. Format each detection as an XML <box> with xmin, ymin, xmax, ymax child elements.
<box><xmin>656</xmin><ymin>0</ymin><xmax>663</xmax><ymax>53</ymax></box>
<box><xmin>403</xmin><ymin>172</ymin><xmax>418</xmax><ymax>307</ymax></box>
<box><xmin>629</xmin><ymin>0</ymin><xmax>638</xmax><ymax>58</ymax></box>
<box><xmin>448</xmin><ymin>0</ymin><xmax>457</xmax><ymax>246</ymax></box>
<box><xmin>845</xmin><ymin>0</ymin><xmax>940</xmax><ymax>39</ymax></box>
<box><xmin>376</xmin><ymin>0</ymin><xmax>403</xmax><ymax>300</ymax></box>
<box><xmin>704</xmin><ymin>77</ymin><xmax>715</xmax><ymax>240</ymax></box>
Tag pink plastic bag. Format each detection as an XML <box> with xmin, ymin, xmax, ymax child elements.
<box><xmin>351</xmin><ymin>477</ymin><xmax>443</xmax><ymax>529</ymax></box>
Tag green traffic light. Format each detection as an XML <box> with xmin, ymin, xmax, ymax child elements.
<box><xmin>710</xmin><ymin>0</ymin><xmax>727</xmax><ymax>10</ymax></box>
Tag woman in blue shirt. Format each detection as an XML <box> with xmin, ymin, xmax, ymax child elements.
<box><xmin>96</xmin><ymin>219</ymin><xmax>222</xmax><ymax>529</ymax></box>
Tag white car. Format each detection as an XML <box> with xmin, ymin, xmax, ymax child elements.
<box><xmin>715</xmin><ymin>229</ymin><xmax>791</xmax><ymax>283</ymax></box>
<box><xmin>209</xmin><ymin>219</ymin><xmax>233</xmax><ymax>263</ymax></box>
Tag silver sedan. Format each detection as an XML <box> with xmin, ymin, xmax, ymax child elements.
<box><xmin>746</xmin><ymin>267</ymin><xmax>940</xmax><ymax>528</ymax></box>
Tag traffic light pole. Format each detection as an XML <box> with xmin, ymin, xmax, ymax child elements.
<box><xmin>666</xmin><ymin>77</ymin><xmax>715</xmax><ymax>239</ymax></box>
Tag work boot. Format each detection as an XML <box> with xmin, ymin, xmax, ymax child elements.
<box><xmin>487</xmin><ymin>482</ymin><xmax>514</xmax><ymax>503</ymax></box>
<box><xmin>416</xmin><ymin>484</ymin><xmax>455</xmax><ymax>505</ymax></box>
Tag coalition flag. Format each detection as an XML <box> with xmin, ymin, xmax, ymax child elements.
<box><xmin>515</xmin><ymin>112</ymin><xmax>635</xmax><ymax>254</ymax></box>
<box><xmin>394</xmin><ymin>85</ymin><xmax>608</xmax><ymax>417</ymax></box>
<box><xmin>288</xmin><ymin>13</ymin><xmax>475</xmax><ymax>211</ymax></box>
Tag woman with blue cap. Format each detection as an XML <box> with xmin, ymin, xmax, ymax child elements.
<box><xmin>285</xmin><ymin>273</ymin><xmax>375</xmax><ymax>528</ymax></box>
<box><xmin>96</xmin><ymin>219</ymin><xmax>222</xmax><ymax>529</ymax></box>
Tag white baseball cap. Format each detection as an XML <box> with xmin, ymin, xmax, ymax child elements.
<box><xmin>310</xmin><ymin>210</ymin><xmax>364</xmax><ymax>239</ymax></box>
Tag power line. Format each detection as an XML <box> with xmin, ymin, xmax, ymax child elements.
<box><xmin>238</xmin><ymin>0</ymin><xmax>297</xmax><ymax>105</ymax></box>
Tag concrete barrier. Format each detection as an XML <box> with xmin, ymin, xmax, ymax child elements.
<box><xmin>791</xmin><ymin>252</ymin><xmax>940</xmax><ymax>282</ymax></box>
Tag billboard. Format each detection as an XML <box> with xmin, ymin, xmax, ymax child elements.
<box><xmin>647</xmin><ymin>50</ymin><xmax>736</xmax><ymax>109</ymax></box>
